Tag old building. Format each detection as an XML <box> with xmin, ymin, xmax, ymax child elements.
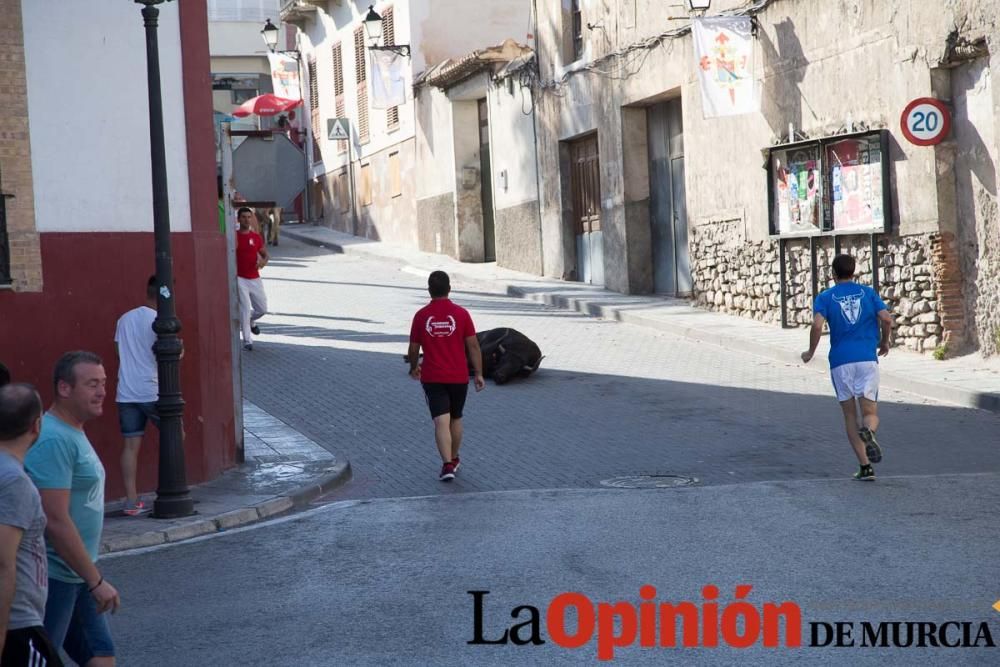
<box><xmin>0</xmin><ymin>0</ymin><xmax>236</xmax><ymax>497</ymax></box>
<box><xmin>280</xmin><ymin>0</ymin><xmax>532</xmax><ymax>245</ymax></box>
<box><xmin>414</xmin><ymin>40</ymin><xmax>542</xmax><ymax>272</ymax></box>
<box><xmin>529</xmin><ymin>0</ymin><xmax>999</xmax><ymax>356</ymax></box>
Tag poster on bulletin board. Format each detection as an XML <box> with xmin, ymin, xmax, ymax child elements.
<box><xmin>771</xmin><ymin>145</ymin><xmax>822</xmax><ymax>235</ymax></box>
<box><xmin>825</xmin><ymin>135</ymin><xmax>886</xmax><ymax>232</ymax></box>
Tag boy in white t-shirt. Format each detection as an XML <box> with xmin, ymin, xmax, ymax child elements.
<box><xmin>114</xmin><ymin>276</ymin><xmax>160</xmax><ymax>515</ymax></box>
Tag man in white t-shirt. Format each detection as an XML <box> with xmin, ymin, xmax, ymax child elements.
<box><xmin>114</xmin><ymin>276</ymin><xmax>160</xmax><ymax>516</ymax></box>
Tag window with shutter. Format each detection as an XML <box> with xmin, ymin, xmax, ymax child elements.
<box><xmin>308</xmin><ymin>57</ymin><xmax>322</xmax><ymax>162</ymax></box>
<box><xmin>382</xmin><ymin>6</ymin><xmax>399</xmax><ymax>130</ymax></box>
<box><xmin>331</xmin><ymin>43</ymin><xmax>347</xmax><ymax>154</ymax></box>
<box><xmin>354</xmin><ymin>27</ymin><xmax>370</xmax><ymax>144</ymax></box>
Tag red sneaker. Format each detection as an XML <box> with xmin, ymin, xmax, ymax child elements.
<box><xmin>451</xmin><ymin>457</ymin><xmax>461</xmax><ymax>474</ymax></box>
<box><xmin>439</xmin><ymin>462</ymin><xmax>456</xmax><ymax>481</ymax></box>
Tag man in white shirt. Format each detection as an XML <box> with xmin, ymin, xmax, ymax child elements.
<box><xmin>114</xmin><ymin>277</ymin><xmax>160</xmax><ymax>516</ymax></box>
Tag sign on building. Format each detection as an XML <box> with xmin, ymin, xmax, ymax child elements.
<box><xmin>328</xmin><ymin>118</ymin><xmax>350</xmax><ymax>141</ymax></box>
<box><xmin>900</xmin><ymin>98</ymin><xmax>951</xmax><ymax>146</ymax></box>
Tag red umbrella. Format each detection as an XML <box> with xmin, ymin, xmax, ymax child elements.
<box><xmin>232</xmin><ymin>93</ymin><xmax>303</xmax><ymax>118</ymax></box>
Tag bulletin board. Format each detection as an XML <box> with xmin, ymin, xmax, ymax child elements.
<box><xmin>767</xmin><ymin>129</ymin><xmax>891</xmax><ymax>237</ymax></box>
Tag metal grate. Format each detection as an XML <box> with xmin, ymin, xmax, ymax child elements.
<box><xmin>331</xmin><ymin>42</ymin><xmax>347</xmax><ymax>153</ymax></box>
<box><xmin>571</xmin><ymin>0</ymin><xmax>583</xmax><ymax>61</ymax></box>
<box><xmin>354</xmin><ymin>27</ymin><xmax>370</xmax><ymax>143</ymax></box>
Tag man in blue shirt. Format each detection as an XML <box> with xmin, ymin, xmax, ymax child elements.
<box><xmin>26</xmin><ymin>351</ymin><xmax>120</xmax><ymax>666</ymax></box>
<box><xmin>802</xmin><ymin>254</ymin><xmax>894</xmax><ymax>481</ymax></box>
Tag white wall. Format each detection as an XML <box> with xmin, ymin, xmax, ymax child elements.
<box><xmin>414</xmin><ymin>84</ymin><xmax>456</xmax><ymax>199</ymax></box>
<box><xmin>409</xmin><ymin>0</ymin><xmax>533</xmax><ymax>74</ymax></box>
<box><xmin>488</xmin><ymin>76</ymin><xmax>538</xmax><ymax>209</ymax></box>
<box><xmin>209</xmin><ymin>21</ymin><xmax>287</xmax><ymax>57</ymax></box>
<box><xmin>299</xmin><ymin>1</ymin><xmax>418</xmax><ymax>178</ymax></box>
<box><xmin>22</xmin><ymin>1</ymin><xmax>191</xmax><ymax>233</ymax></box>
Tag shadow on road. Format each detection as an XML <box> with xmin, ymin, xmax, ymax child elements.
<box><xmin>240</xmin><ymin>338</ymin><xmax>1000</xmax><ymax>501</ymax></box>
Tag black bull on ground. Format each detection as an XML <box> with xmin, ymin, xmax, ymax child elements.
<box><xmin>474</xmin><ymin>328</ymin><xmax>544</xmax><ymax>384</ymax></box>
<box><xmin>402</xmin><ymin>328</ymin><xmax>544</xmax><ymax>384</ymax></box>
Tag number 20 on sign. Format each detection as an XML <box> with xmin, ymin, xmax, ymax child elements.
<box><xmin>900</xmin><ymin>97</ymin><xmax>951</xmax><ymax>146</ymax></box>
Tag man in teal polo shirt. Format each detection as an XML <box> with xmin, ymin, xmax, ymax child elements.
<box><xmin>26</xmin><ymin>351</ymin><xmax>120</xmax><ymax>666</ymax></box>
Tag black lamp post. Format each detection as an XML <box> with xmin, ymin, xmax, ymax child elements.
<box><xmin>135</xmin><ymin>0</ymin><xmax>194</xmax><ymax>518</ymax></box>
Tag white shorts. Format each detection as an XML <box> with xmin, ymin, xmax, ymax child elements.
<box><xmin>830</xmin><ymin>361</ymin><xmax>879</xmax><ymax>402</ymax></box>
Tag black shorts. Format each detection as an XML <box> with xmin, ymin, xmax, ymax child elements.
<box><xmin>422</xmin><ymin>382</ymin><xmax>469</xmax><ymax>419</ymax></box>
<box><xmin>3</xmin><ymin>626</ymin><xmax>63</xmax><ymax>666</ymax></box>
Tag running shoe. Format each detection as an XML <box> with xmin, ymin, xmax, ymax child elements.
<box><xmin>853</xmin><ymin>464</ymin><xmax>876</xmax><ymax>481</ymax></box>
<box><xmin>251</xmin><ymin>324</ymin><xmax>261</xmax><ymax>336</ymax></box>
<box><xmin>123</xmin><ymin>500</ymin><xmax>152</xmax><ymax>516</ymax></box>
<box><xmin>858</xmin><ymin>427</ymin><xmax>882</xmax><ymax>463</ymax></box>
<box><xmin>243</xmin><ymin>343</ymin><xmax>253</xmax><ymax>351</ymax></box>
<box><xmin>451</xmin><ymin>457</ymin><xmax>460</xmax><ymax>474</ymax></box>
<box><xmin>439</xmin><ymin>462</ymin><xmax>456</xmax><ymax>481</ymax></box>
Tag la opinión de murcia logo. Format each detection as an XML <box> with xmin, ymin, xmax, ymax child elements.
<box><xmin>425</xmin><ymin>315</ymin><xmax>456</xmax><ymax>337</ymax></box>
<box><xmin>468</xmin><ymin>587</ymin><xmax>998</xmax><ymax>661</ymax></box>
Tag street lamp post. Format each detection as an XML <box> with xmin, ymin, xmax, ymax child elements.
<box><xmin>135</xmin><ymin>0</ymin><xmax>194</xmax><ymax>518</ymax></box>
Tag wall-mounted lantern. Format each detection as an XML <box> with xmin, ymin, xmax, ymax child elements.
<box><xmin>363</xmin><ymin>5</ymin><xmax>411</xmax><ymax>57</ymax></box>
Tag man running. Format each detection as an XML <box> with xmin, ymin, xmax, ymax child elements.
<box><xmin>235</xmin><ymin>206</ymin><xmax>269</xmax><ymax>351</ymax></box>
<box><xmin>802</xmin><ymin>254</ymin><xmax>893</xmax><ymax>481</ymax></box>
<box><xmin>408</xmin><ymin>271</ymin><xmax>485</xmax><ymax>481</ymax></box>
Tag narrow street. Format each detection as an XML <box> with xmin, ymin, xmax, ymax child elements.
<box><xmin>100</xmin><ymin>238</ymin><xmax>1000</xmax><ymax>665</ymax></box>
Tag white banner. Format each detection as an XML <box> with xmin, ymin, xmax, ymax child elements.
<box><xmin>692</xmin><ymin>17</ymin><xmax>757</xmax><ymax>118</ymax></box>
<box><xmin>370</xmin><ymin>49</ymin><xmax>407</xmax><ymax>110</ymax></box>
<box><xmin>268</xmin><ymin>53</ymin><xmax>301</xmax><ymax>101</ymax></box>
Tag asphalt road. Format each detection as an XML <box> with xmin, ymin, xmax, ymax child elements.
<box><xmin>97</xmin><ymin>238</ymin><xmax>1000</xmax><ymax>666</ymax></box>
<box><xmin>102</xmin><ymin>476</ymin><xmax>1000</xmax><ymax>665</ymax></box>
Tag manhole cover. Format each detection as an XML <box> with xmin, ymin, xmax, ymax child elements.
<box><xmin>599</xmin><ymin>474</ymin><xmax>699</xmax><ymax>489</ymax></box>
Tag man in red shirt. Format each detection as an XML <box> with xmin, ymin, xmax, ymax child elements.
<box><xmin>408</xmin><ymin>271</ymin><xmax>485</xmax><ymax>481</ymax></box>
<box><xmin>236</xmin><ymin>207</ymin><xmax>269</xmax><ymax>351</ymax></box>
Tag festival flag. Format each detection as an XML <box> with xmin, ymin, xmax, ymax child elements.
<box><xmin>268</xmin><ymin>53</ymin><xmax>301</xmax><ymax>101</ymax></box>
<box><xmin>692</xmin><ymin>17</ymin><xmax>757</xmax><ymax>118</ymax></box>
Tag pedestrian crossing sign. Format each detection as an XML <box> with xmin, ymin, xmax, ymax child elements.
<box><xmin>328</xmin><ymin>118</ymin><xmax>350</xmax><ymax>141</ymax></box>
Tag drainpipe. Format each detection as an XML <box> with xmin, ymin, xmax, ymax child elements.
<box><xmin>529</xmin><ymin>0</ymin><xmax>546</xmax><ymax>276</ymax></box>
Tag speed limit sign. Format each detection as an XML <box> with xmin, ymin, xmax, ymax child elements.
<box><xmin>900</xmin><ymin>97</ymin><xmax>951</xmax><ymax>146</ymax></box>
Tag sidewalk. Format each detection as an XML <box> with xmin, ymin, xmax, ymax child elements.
<box><xmin>100</xmin><ymin>400</ymin><xmax>350</xmax><ymax>554</ymax></box>
<box><xmin>282</xmin><ymin>223</ymin><xmax>1000</xmax><ymax>415</ymax></box>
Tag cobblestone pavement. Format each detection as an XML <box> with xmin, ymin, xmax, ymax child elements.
<box><xmin>242</xmin><ymin>238</ymin><xmax>1000</xmax><ymax>500</ymax></box>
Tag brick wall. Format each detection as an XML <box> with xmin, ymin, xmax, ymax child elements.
<box><xmin>0</xmin><ymin>0</ymin><xmax>41</xmax><ymax>293</ymax></box>
<box><xmin>930</xmin><ymin>231</ymin><xmax>967</xmax><ymax>353</ymax></box>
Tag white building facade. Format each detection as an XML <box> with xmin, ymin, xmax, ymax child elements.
<box><xmin>281</xmin><ymin>0</ymin><xmax>532</xmax><ymax>245</ymax></box>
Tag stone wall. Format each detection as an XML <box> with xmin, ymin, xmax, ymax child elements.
<box><xmin>690</xmin><ymin>220</ymin><xmax>951</xmax><ymax>354</ymax></box>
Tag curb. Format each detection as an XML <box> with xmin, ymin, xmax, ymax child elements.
<box><xmin>100</xmin><ymin>461</ymin><xmax>351</xmax><ymax>554</ymax></box>
<box><xmin>283</xmin><ymin>227</ymin><xmax>1000</xmax><ymax>415</ymax></box>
